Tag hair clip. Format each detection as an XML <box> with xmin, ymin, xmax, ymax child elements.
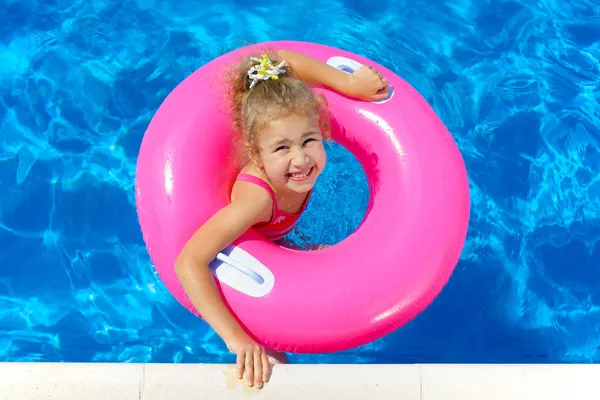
<box><xmin>247</xmin><ymin>54</ymin><xmax>287</xmax><ymax>89</ymax></box>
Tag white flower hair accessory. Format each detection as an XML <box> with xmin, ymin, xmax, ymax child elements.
<box><xmin>247</xmin><ymin>54</ymin><xmax>287</xmax><ymax>89</ymax></box>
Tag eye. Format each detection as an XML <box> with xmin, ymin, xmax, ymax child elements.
<box><xmin>275</xmin><ymin>145</ymin><xmax>288</xmax><ymax>152</ymax></box>
<box><xmin>303</xmin><ymin>138</ymin><xmax>316</xmax><ymax>145</ymax></box>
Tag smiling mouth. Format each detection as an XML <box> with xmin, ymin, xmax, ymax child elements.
<box><xmin>288</xmin><ymin>167</ymin><xmax>314</xmax><ymax>182</ymax></box>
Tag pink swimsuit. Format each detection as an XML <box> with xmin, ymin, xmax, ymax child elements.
<box><xmin>236</xmin><ymin>173</ymin><xmax>311</xmax><ymax>241</ymax></box>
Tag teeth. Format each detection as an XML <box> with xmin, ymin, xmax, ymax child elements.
<box><xmin>291</xmin><ymin>168</ymin><xmax>311</xmax><ymax>178</ymax></box>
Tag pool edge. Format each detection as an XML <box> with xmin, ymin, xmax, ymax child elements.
<box><xmin>1</xmin><ymin>362</ymin><xmax>599</xmax><ymax>399</ymax></box>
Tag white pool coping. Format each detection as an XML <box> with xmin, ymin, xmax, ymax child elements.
<box><xmin>1</xmin><ymin>362</ymin><xmax>599</xmax><ymax>399</ymax></box>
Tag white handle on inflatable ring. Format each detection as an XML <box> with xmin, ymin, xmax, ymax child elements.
<box><xmin>215</xmin><ymin>252</ymin><xmax>264</xmax><ymax>284</ymax></box>
<box><xmin>326</xmin><ymin>56</ymin><xmax>394</xmax><ymax>104</ymax></box>
<box><xmin>209</xmin><ymin>245</ymin><xmax>275</xmax><ymax>297</ymax></box>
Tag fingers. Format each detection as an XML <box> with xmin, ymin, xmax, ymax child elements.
<box><xmin>369</xmin><ymin>65</ymin><xmax>384</xmax><ymax>80</ymax></box>
<box><xmin>253</xmin><ymin>348</ymin><xmax>263</xmax><ymax>388</ymax></box>
<box><xmin>262</xmin><ymin>351</ymin><xmax>271</xmax><ymax>382</ymax></box>
<box><xmin>236</xmin><ymin>351</ymin><xmax>245</xmax><ymax>379</ymax></box>
<box><xmin>235</xmin><ymin>345</ymin><xmax>270</xmax><ymax>389</ymax></box>
<box><xmin>245</xmin><ymin>346</ymin><xmax>254</xmax><ymax>386</ymax></box>
<box><xmin>371</xmin><ymin>86</ymin><xmax>389</xmax><ymax>100</ymax></box>
<box><xmin>368</xmin><ymin>66</ymin><xmax>387</xmax><ymax>97</ymax></box>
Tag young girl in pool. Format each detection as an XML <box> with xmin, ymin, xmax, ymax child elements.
<box><xmin>174</xmin><ymin>48</ymin><xmax>388</xmax><ymax>389</ymax></box>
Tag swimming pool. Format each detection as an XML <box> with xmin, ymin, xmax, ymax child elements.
<box><xmin>1</xmin><ymin>0</ymin><xmax>599</xmax><ymax>365</ymax></box>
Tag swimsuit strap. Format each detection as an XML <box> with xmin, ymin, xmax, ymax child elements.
<box><xmin>236</xmin><ymin>172</ymin><xmax>311</xmax><ymax>217</ymax></box>
<box><xmin>236</xmin><ymin>173</ymin><xmax>277</xmax><ymax>205</ymax></box>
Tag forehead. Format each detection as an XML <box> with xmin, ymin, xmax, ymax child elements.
<box><xmin>260</xmin><ymin>114</ymin><xmax>320</xmax><ymax>142</ymax></box>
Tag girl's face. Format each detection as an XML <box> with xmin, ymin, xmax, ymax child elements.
<box><xmin>256</xmin><ymin>113</ymin><xmax>326</xmax><ymax>193</ymax></box>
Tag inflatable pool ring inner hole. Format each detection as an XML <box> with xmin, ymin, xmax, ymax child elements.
<box><xmin>135</xmin><ymin>40</ymin><xmax>470</xmax><ymax>354</ymax></box>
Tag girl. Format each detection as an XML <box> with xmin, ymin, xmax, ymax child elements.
<box><xmin>174</xmin><ymin>48</ymin><xmax>388</xmax><ymax>388</ymax></box>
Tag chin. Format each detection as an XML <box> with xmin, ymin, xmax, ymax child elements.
<box><xmin>287</xmin><ymin>183</ymin><xmax>314</xmax><ymax>193</ymax></box>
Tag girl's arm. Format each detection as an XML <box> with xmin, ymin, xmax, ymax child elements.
<box><xmin>277</xmin><ymin>49</ymin><xmax>389</xmax><ymax>101</ymax></box>
<box><xmin>175</xmin><ymin>181</ymin><xmax>273</xmax><ymax>388</ymax></box>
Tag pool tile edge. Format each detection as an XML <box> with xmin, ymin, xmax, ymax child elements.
<box><xmin>1</xmin><ymin>363</ymin><xmax>600</xmax><ymax>400</ymax></box>
<box><xmin>0</xmin><ymin>362</ymin><xmax>143</xmax><ymax>400</ymax></box>
<box><xmin>421</xmin><ymin>364</ymin><xmax>600</xmax><ymax>400</ymax></box>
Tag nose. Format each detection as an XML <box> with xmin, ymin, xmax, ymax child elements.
<box><xmin>291</xmin><ymin>147</ymin><xmax>310</xmax><ymax>169</ymax></box>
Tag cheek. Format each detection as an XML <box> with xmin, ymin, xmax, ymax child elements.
<box><xmin>261</xmin><ymin>153</ymin><xmax>289</xmax><ymax>178</ymax></box>
<box><xmin>312</xmin><ymin>144</ymin><xmax>327</xmax><ymax>169</ymax></box>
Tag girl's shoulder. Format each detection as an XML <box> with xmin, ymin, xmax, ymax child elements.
<box><xmin>230</xmin><ymin>165</ymin><xmax>274</xmax><ymax>225</ymax></box>
<box><xmin>237</xmin><ymin>164</ymin><xmax>277</xmax><ymax>193</ymax></box>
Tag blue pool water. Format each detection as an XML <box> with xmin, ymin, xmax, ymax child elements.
<box><xmin>1</xmin><ymin>0</ymin><xmax>599</xmax><ymax>364</ymax></box>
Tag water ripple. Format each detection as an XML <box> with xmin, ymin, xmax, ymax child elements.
<box><xmin>0</xmin><ymin>0</ymin><xmax>599</xmax><ymax>364</ymax></box>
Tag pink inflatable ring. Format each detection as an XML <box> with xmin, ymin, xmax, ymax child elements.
<box><xmin>135</xmin><ymin>41</ymin><xmax>470</xmax><ymax>354</ymax></box>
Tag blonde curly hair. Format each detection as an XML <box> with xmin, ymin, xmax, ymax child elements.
<box><xmin>223</xmin><ymin>48</ymin><xmax>331</xmax><ymax>167</ymax></box>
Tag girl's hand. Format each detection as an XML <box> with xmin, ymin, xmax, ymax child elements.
<box><xmin>226</xmin><ymin>331</ymin><xmax>271</xmax><ymax>388</ymax></box>
<box><xmin>346</xmin><ymin>65</ymin><xmax>389</xmax><ymax>101</ymax></box>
